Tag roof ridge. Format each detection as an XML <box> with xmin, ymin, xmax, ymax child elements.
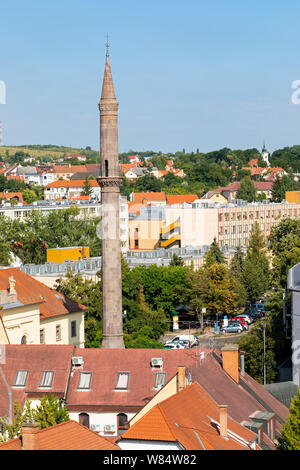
<box><xmin>156</xmin><ymin>403</ymin><xmax>178</xmax><ymax>441</ymax></box>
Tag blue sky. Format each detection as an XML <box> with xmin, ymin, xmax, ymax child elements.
<box><xmin>1</xmin><ymin>0</ymin><xmax>300</xmax><ymax>153</ymax></box>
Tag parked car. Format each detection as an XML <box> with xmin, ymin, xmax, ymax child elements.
<box><xmin>249</xmin><ymin>310</ymin><xmax>264</xmax><ymax>320</ymax></box>
<box><xmin>229</xmin><ymin>318</ymin><xmax>248</xmax><ymax>331</ymax></box>
<box><xmin>220</xmin><ymin>322</ymin><xmax>243</xmax><ymax>334</ymax></box>
<box><xmin>164</xmin><ymin>334</ymin><xmax>198</xmax><ymax>348</ymax></box>
<box><xmin>232</xmin><ymin>314</ymin><xmax>252</xmax><ymax>324</ymax></box>
<box><xmin>178</xmin><ymin>340</ymin><xmax>191</xmax><ymax>349</ymax></box>
<box><xmin>164</xmin><ymin>343</ymin><xmax>185</xmax><ymax>349</ymax></box>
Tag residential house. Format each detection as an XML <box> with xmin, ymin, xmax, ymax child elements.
<box><xmin>0</xmin><ymin>268</ymin><xmax>87</xmax><ymax>347</ymax></box>
<box><xmin>118</xmin><ymin>382</ymin><xmax>261</xmax><ymax>450</ymax></box>
<box><xmin>64</xmin><ymin>153</ymin><xmax>87</xmax><ymax>162</ymax></box>
<box><xmin>0</xmin><ymin>192</ymin><xmax>25</xmax><ymax>204</ymax></box>
<box><xmin>44</xmin><ymin>179</ymin><xmax>101</xmax><ymax>201</ymax></box>
<box><xmin>0</xmin><ymin>345</ymin><xmax>289</xmax><ymax>449</ymax></box>
<box><xmin>16</xmin><ymin>166</ymin><xmax>39</xmax><ymax>185</ymax></box>
<box><xmin>52</xmin><ymin>165</ymin><xmax>88</xmax><ymax>181</ymax></box>
<box><xmin>130</xmin><ymin>192</ymin><xmax>166</xmax><ymax>205</ymax></box>
<box><xmin>202</xmin><ymin>181</ymin><xmax>274</xmax><ymax>203</ymax></box>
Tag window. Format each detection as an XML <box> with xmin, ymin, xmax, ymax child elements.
<box><xmin>40</xmin><ymin>329</ymin><xmax>45</xmax><ymax>344</ymax></box>
<box><xmin>71</xmin><ymin>321</ymin><xmax>77</xmax><ymax>338</ymax></box>
<box><xmin>117</xmin><ymin>413</ymin><xmax>129</xmax><ymax>434</ymax></box>
<box><xmin>56</xmin><ymin>325</ymin><xmax>61</xmax><ymax>342</ymax></box>
<box><xmin>154</xmin><ymin>372</ymin><xmax>166</xmax><ymax>389</ymax></box>
<box><xmin>21</xmin><ymin>335</ymin><xmax>27</xmax><ymax>344</ymax></box>
<box><xmin>115</xmin><ymin>372</ymin><xmax>130</xmax><ymax>390</ymax></box>
<box><xmin>79</xmin><ymin>413</ymin><xmax>90</xmax><ymax>428</ymax></box>
<box><xmin>78</xmin><ymin>372</ymin><xmax>92</xmax><ymax>390</ymax></box>
<box><xmin>14</xmin><ymin>370</ymin><xmax>28</xmax><ymax>387</ymax></box>
<box><xmin>105</xmin><ymin>160</ymin><xmax>109</xmax><ymax>177</ymax></box>
<box><xmin>39</xmin><ymin>371</ymin><xmax>54</xmax><ymax>388</ymax></box>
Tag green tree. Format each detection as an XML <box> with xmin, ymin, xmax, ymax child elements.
<box><xmin>277</xmin><ymin>388</ymin><xmax>300</xmax><ymax>450</ymax></box>
<box><xmin>33</xmin><ymin>394</ymin><xmax>69</xmax><ymax>429</ymax></box>
<box><xmin>271</xmin><ymin>175</ymin><xmax>295</xmax><ymax>203</ymax></box>
<box><xmin>0</xmin><ymin>395</ymin><xmax>69</xmax><ymax>442</ymax></box>
<box><xmin>205</xmin><ymin>237</ymin><xmax>225</xmax><ymax>266</ymax></box>
<box><xmin>22</xmin><ymin>188</ymin><xmax>39</xmax><ymax>204</ymax></box>
<box><xmin>242</xmin><ymin>222</ymin><xmax>270</xmax><ymax>300</ymax></box>
<box><xmin>169</xmin><ymin>253</ymin><xmax>184</xmax><ymax>266</ymax></box>
<box><xmin>236</xmin><ymin>176</ymin><xmax>257</xmax><ymax>202</ymax></box>
<box><xmin>186</xmin><ymin>263</ymin><xmax>238</xmax><ymax>319</ymax></box>
<box><xmin>269</xmin><ymin>218</ymin><xmax>300</xmax><ymax>287</ymax></box>
<box><xmin>238</xmin><ymin>318</ymin><xmax>277</xmax><ymax>384</ymax></box>
<box><xmin>81</xmin><ymin>177</ymin><xmax>93</xmax><ymax>197</ymax></box>
<box><xmin>55</xmin><ymin>271</ymin><xmax>102</xmax><ymax>347</ymax></box>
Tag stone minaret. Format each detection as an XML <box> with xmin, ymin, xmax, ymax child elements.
<box><xmin>97</xmin><ymin>45</ymin><xmax>124</xmax><ymax>348</ymax></box>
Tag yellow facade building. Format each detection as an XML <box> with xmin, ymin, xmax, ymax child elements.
<box><xmin>47</xmin><ymin>247</ymin><xmax>90</xmax><ymax>263</ymax></box>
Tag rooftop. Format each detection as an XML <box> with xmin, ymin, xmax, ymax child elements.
<box><xmin>0</xmin><ymin>420</ymin><xmax>120</xmax><ymax>450</ymax></box>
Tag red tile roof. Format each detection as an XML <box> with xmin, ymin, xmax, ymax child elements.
<box><xmin>0</xmin><ymin>420</ymin><xmax>120</xmax><ymax>450</ymax></box>
<box><xmin>128</xmin><ymin>202</ymin><xmax>146</xmax><ymax>215</ymax></box>
<box><xmin>121</xmin><ymin>383</ymin><xmax>260</xmax><ymax>450</ymax></box>
<box><xmin>0</xmin><ymin>344</ymin><xmax>75</xmax><ymax>417</ymax></box>
<box><xmin>45</xmin><ymin>179</ymin><xmax>99</xmax><ymax>188</ymax></box>
<box><xmin>53</xmin><ymin>165</ymin><xmax>87</xmax><ymax>174</ymax></box>
<box><xmin>132</xmin><ymin>192</ymin><xmax>166</xmax><ymax>203</ymax></box>
<box><xmin>0</xmin><ymin>192</ymin><xmax>25</xmax><ymax>203</ymax></box>
<box><xmin>166</xmin><ymin>194</ymin><xmax>199</xmax><ymax>205</ymax></box>
<box><xmin>0</xmin><ymin>268</ymin><xmax>87</xmax><ymax>319</ymax></box>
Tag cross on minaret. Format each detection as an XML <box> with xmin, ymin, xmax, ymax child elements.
<box><xmin>105</xmin><ymin>33</ymin><xmax>110</xmax><ymax>58</ymax></box>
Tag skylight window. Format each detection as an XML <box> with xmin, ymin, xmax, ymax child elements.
<box><xmin>39</xmin><ymin>371</ymin><xmax>54</xmax><ymax>388</ymax></box>
<box><xmin>154</xmin><ymin>372</ymin><xmax>166</xmax><ymax>389</ymax></box>
<box><xmin>77</xmin><ymin>372</ymin><xmax>92</xmax><ymax>390</ymax></box>
<box><xmin>115</xmin><ymin>372</ymin><xmax>130</xmax><ymax>390</ymax></box>
<box><xmin>14</xmin><ymin>370</ymin><xmax>28</xmax><ymax>387</ymax></box>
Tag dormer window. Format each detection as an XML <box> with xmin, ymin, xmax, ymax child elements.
<box><xmin>77</xmin><ymin>372</ymin><xmax>92</xmax><ymax>390</ymax></box>
<box><xmin>115</xmin><ymin>372</ymin><xmax>130</xmax><ymax>391</ymax></box>
<box><xmin>14</xmin><ymin>370</ymin><xmax>28</xmax><ymax>387</ymax></box>
<box><xmin>39</xmin><ymin>370</ymin><xmax>54</xmax><ymax>388</ymax></box>
<box><xmin>154</xmin><ymin>372</ymin><xmax>166</xmax><ymax>389</ymax></box>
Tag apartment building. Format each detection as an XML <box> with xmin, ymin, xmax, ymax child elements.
<box><xmin>129</xmin><ymin>199</ymin><xmax>300</xmax><ymax>251</ymax></box>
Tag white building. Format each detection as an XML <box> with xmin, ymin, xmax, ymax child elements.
<box><xmin>0</xmin><ymin>268</ymin><xmax>86</xmax><ymax>348</ymax></box>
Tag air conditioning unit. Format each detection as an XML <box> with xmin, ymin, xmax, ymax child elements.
<box><xmin>104</xmin><ymin>424</ymin><xmax>115</xmax><ymax>433</ymax></box>
<box><xmin>72</xmin><ymin>356</ymin><xmax>83</xmax><ymax>366</ymax></box>
<box><xmin>151</xmin><ymin>358</ymin><xmax>163</xmax><ymax>368</ymax></box>
<box><xmin>90</xmin><ymin>425</ymin><xmax>96</xmax><ymax>431</ymax></box>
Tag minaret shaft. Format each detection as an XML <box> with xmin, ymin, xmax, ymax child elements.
<box><xmin>97</xmin><ymin>51</ymin><xmax>124</xmax><ymax>349</ymax></box>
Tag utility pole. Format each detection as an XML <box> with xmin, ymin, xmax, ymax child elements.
<box><xmin>263</xmin><ymin>322</ymin><xmax>266</xmax><ymax>385</ymax></box>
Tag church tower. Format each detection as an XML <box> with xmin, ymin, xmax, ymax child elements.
<box><xmin>261</xmin><ymin>143</ymin><xmax>270</xmax><ymax>167</ymax></box>
<box><xmin>97</xmin><ymin>44</ymin><xmax>124</xmax><ymax>348</ymax></box>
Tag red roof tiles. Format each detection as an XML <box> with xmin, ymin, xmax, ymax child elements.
<box><xmin>0</xmin><ymin>420</ymin><xmax>120</xmax><ymax>450</ymax></box>
<box><xmin>121</xmin><ymin>383</ymin><xmax>260</xmax><ymax>450</ymax></box>
<box><xmin>0</xmin><ymin>268</ymin><xmax>87</xmax><ymax>319</ymax></box>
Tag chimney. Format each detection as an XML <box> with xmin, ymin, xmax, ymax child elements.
<box><xmin>21</xmin><ymin>423</ymin><xmax>40</xmax><ymax>450</ymax></box>
<box><xmin>221</xmin><ymin>344</ymin><xmax>239</xmax><ymax>383</ymax></box>
<box><xmin>219</xmin><ymin>405</ymin><xmax>228</xmax><ymax>439</ymax></box>
<box><xmin>177</xmin><ymin>365</ymin><xmax>186</xmax><ymax>392</ymax></box>
<box><xmin>8</xmin><ymin>276</ymin><xmax>16</xmax><ymax>295</ymax></box>
<box><xmin>240</xmin><ymin>351</ymin><xmax>245</xmax><ymax>377</ymax></box>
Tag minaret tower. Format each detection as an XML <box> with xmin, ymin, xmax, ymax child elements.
<box><xmin>97</xmin><ymin>40</ymin><xmax>124</xmax><ymax>348</ymax></box>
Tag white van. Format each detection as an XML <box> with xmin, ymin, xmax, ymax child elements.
<box><xmin>164</xmin><ymin>334</ymin><xmax>198</xmax><ymax>347</ymax></box>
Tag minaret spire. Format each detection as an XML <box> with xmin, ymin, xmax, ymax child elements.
<box><xmin>97</xmin><ymin>44</ymin><xmax>124</xmax><ymax>349</ymax></box>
